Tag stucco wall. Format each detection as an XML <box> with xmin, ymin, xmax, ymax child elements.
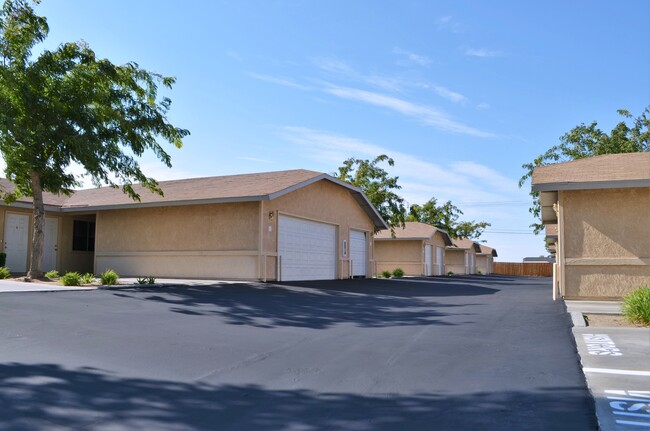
<box><xmin>565</xmin><ymin>266</ymin><xmax>650</xmax><ymax>299</ymax></box>
<box><xmin>476</xmin><ymin>255</ymin><xmax>493</xmax><ymax>274</ymax></box>
<box><xmin>374</xmin><ymin>240</ymin><xmax>423</xmax><ymax>276</ymax></box>
<box><xmin>373</xmin><ymin>232</ymin><xmax>448</xmax><ymax>277</ymax></box>
<box><xmin>561</xmin><ymin>188</ymin><xmax>650</xmax><ymax>298</ymax></box>
<box><xmin>263</xmin><ymin>180</ymin><xmax>375</xmax><ymax>280</ymax></box>
<box><xmin>95</xmin><ymin>202</ymin><xmax>259</xmax><ymax>278</ymax></box>
<box><xmin>445</xmin><ymin>249</ymin><xmax>467</xmax><ymax>275</ymax></box>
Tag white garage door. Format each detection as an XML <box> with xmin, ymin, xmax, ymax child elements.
<box><xmin>278</xmin><ymin>215</ymin><xmax>336</xmax><ymax>281</ymax></box>
<box><xmin>349</xmin><ymin>230</ymin><xmax>367</xmax><ymax>277</ymax></box>
<box><xmin>424</xmin><ymin>245</ymin><xmax>433</xmax><ymax>276</ymax></box>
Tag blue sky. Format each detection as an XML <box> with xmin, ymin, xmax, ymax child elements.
<box><xmin>21</xmin><ymin>0</ymin><xmax>650</xmax><ymax>260</ymax></box>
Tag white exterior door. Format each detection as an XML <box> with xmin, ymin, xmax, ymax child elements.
<box><xmin>43</xmin><ymin>218</ymin><xmax>58</xmax><ymax>272</ymax></box>
<box><xmin>424</xmin><ymin>245</ymin><xmax>433</xmax><ymax>276</ymax></box>
<box><xmin>470</xmin><ymin>254</ymin><xmax>476</xmax><ymax>274</ymax></box>
<box><xmin>4</xmin><ymin>213</ymin><xmax>29</xmax><ymax>272</ymax></box>
<box><xmin>349</xmin><ymin>230</ymin><xmax>367</xmax><ymax>277</ymax></box>
<box><xmin>278</xmin><ymin>215</ymin><xmax>336</xmax><ymax>281</ymax></box>
<box><xmin>436</xmin><ymin>246</ymin><xmax>444</xmax><ymax>275</ymax></box>
<box><xmin>464</xmin><ymin>252</ymin><xmax>469</xmax><ymax>274</ymax></box>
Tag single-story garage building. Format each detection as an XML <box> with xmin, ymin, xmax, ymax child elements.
<box><xmin>445</xmin><ymin>238</ymin><xmax>481</xmax><ymax>275</ymax></box>
<box><xmin>476</xmin><ymin>244</ymin><xmax>497</xmax><ymax>274</ymax></box>
<box><xmin>532</xmin><ymin>152</ymin><xmax>650</xmax><ymax>299</ymax></box>
<box><xmin>0</xmin><ymin>170</ymin><xmax>387</xmax><ymax>281</ymax></box>
<box><xmin>373</xmin><ymin>222</ymin><xmax>452</xmax><ymax>276</ymax></box>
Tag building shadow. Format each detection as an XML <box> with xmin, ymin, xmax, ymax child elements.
<box><xmin>0</xmin><ymin>363</ymin><xmax>596</xmax><ymax>431</ymax></box>
<box><xmin>111</xmin><ymin>281</ymin><xmax>479</xmax><ymax>329</ymax></box>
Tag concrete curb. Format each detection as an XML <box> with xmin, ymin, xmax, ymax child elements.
<box><xmin>570</xmin><ymin>311</ymin><xmax>587</xmax><ymax>327</ymax></box>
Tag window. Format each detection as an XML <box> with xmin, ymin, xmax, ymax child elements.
<box><xmin>73</xmin><ymin>220</ymin><xmax>95</xmax><ymax>251</ymax></box>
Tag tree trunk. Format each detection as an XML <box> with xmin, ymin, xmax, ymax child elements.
<box><xmin>27</xmin><ymin>170</ymin><xmax>45</xmax><ymax>279</ymax></box>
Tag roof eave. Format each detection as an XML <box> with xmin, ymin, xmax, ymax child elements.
<box><xmin>532</xmin><ymin>179</ymin><xmax>650</xmax><ymax>192</ymax></box>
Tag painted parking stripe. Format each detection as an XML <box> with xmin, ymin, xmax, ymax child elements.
<box><xmin>584</xmin><ymin>368</ymin><xmax>650</xmax><ymax>376</ymax></box>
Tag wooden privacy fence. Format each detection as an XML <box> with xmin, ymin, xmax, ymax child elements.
<box><xmin>493</xmin><ymin>262</ymin><xmax>553</xmax><ymax>277</ymax></box>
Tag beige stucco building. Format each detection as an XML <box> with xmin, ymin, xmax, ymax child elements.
<box><xmin>374</xmin><ymin>222</ymin><xmax>452</xmax><ymax>276</ymax></box>
<box><xmin>445</xmin><ymin>238</ymin><xmax>482</xmax><ymax>275</ymax></box>
<box><xmin>476</xmin><ymin>244</ymin><xmax>497</xmax><ymax>274</ymax></box>
<box><xmin>0</xmin><ymin>170</ymin><xmax>387</xmax><ymax>281</ymax></box>
<box><xmin>532</xmin><ymin>152</ymin><xmax>650</xmax><ymax>299</ymax></box>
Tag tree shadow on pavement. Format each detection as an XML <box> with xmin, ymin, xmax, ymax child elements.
<box><xmin>0</xmin><ymin>362</ymin><xmax>597</xmax><ymax>431</ymax></box>
<box><xmin>110</xmin><ymin>279</ymin><xmax>495</xmax><ymax>329</ymax></box>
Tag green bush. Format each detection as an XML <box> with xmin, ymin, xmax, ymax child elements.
<box><xmin>137</xmin><ymin>276</ymin><xmax>158</xmax><ymax>285</ymax></box>
<box><xmin>392</xmin><ymin>268</ymin><xmax>404</xmax><ymax>278</ymax></box>
<box><xmin>81</xmin><ymin>273</ymin><xmax>95</xmax><ymax>284</ymax></box>
<box><xmin>623</xmin><ymin>285</ymin><xmax>650</xmax><ymax>326</ymax></box>
<box><xmin>45</xmin><ymin>270</ymin><xmax>60</xmax><ymax>279</ymax></box>
<box><xmin>381</xmin><ymin>270</ymin><xmax>392</xmax><ymax>279</ymax></box>
<box><xmin>100</xmin><ymin>269</ymin><xmax>119</xmax><ymax>286</ymax></box>
<box><xmin>61</xmin><ymin>272</ymin><xmax>81</xmax><ymax>286</ymax></box>
<box><xmin>447</xmin><ymin>271</ymin><xmax>454</xmax><ymax>276</ymax></box>
<box><xmin>0</xmin><ymin>266</ymin><xmax>10</xmax><ymax>279</ymax></box>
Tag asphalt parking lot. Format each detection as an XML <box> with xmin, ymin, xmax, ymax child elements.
<box><xmin>0</xmin><ymin>275</ymin><xmax>597</xmax><ymax>430</ymax></box>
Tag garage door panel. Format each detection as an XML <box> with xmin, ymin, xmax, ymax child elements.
<box><xmin>278</xmin><ymin>215</ymin><xmax>336</xmax><ymax>281</ymax></box>
<box><xmin>349</xmin><ymin>230</ymin><xmax>367</xmax><ymax>277</ymax></box>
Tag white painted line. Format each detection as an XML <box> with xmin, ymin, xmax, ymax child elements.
<box><xmin>615</xmin><ymin>411</ymin><xmax>650</xmax><ymax>418</ymax></box>
<box><xmin>615</xmin><ymin>420</ymin><xmax>650</xmax><ymax>427</ymax></box>
<box><xmin>584</xmin><ymin>367</ymin><xmax>650</xmax><ymax>376</ymax></box>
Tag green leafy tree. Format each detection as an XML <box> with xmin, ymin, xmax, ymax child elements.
<box><xmin>0</xmin><ymin>0</ymin><xmax>189</xmax><ymax>278</ymax></box>
<box><xmin>335</xmin><ymin>154</ymin><xmax>406</xmax><ymax>231</ymax></box>
<box><xmin>407</xmin><ymin>197</ymin><xmax>490</xmax><ymax>240</ymax></box>
<box><xmin>519</xmin><ymin>107</ymin><xmax>649</xmax><ymax>234</ymax></box>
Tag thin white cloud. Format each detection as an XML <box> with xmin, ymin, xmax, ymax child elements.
<box><xmin>436</xmin><ymin>16</ymin><xmax>463</xmax><ymax>33</ymax></box>
<box><xmin>393</xmin><ymin>47</ymin><xmax>432</xmax><ymax>66</ymax></box>
<box><xmin>476</xmin><ymin>102</ymin><xmax>491</xmax><ymax>110</ymax></box>
<box><xmin>279</xmin><ymin>126</ymin><xmax>517</xmax><ymax>205</ymax></box>
<box><xmin>324</xmin><ymin>85</ymin><xmax>495</xmax><ymax>138</ymax></box>
<box><xmin>311</xmin><ymin>57</ymin><xmax>354</xmax><ymax>75</ymax></box>
<box><xmin>464</xmin><ymin>48</ymin><xmax>504</xmax><ymax>58</ymax></box>
<box><xmin>432</xmin><ymin>85</ymin><xmax>468</xmax><ymax>104</ymax></box>
<box><xmin>246</xmin><ymin>72</ymin><xmax>311</xmax><ymax>90</ymax></box>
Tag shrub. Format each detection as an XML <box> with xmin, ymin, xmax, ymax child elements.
<box><xmin>0</xmin><ymin>266</ymin><xmax>10</xmax><ymax>279</ymax></box>
<box><xmin>381</xmin><ymin>270</ymin><xmax>392</xmax><ymax>279</ymax></box>
<box><xmin>45</xmin><ymin>270</ymin><xmax>60</xmax><ymax>279</ymax></box>
<box><xmin>447</xmin><ymin>271</ymin><xmax>454</xmax><ymax>276</ymax></box>
<box><xmin>623</xmin><ymin>285</ymin><xmax>650</xmax><ymax>326</ymax></box>
<box><xmin>392</xmin><ymin>268</ymin><xmax>404</xmax><ymax>278</ymax></box>
<box><xmin>81</xmin><ymin>273</ymin><xmax>95</xmax><ymax>284</ymax></box>
<box><xmin>61</xmin><ymin>272</ymin><xmax>81</xmax><ymax>286</ymax></box>
<box><xmin>100</xmin><ymin>269</ymin><xmax>119</xmax><ymax>286</ymax></box>
<box><xmin>136</xmin><ymin>276</ymin><xmax>157</xmax><ymax>285</ymax></box>
<box><xmin>477</xmin><ymin>270</ymin><xmax>483</xmax><ymax>275</ymax></box>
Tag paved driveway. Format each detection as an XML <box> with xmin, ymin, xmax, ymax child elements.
<box><xmin>0</xmin><ymin>276</ymin><xmax>596</xmax><ymax>430</ymax></box>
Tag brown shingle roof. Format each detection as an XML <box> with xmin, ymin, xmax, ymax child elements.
<box><xmin>62</xmin><ymin>169</ymin><xmax>323</xmax><ymax>208</ymax></box>
<box><xmin>448</xmin><ymin>238</ymin><xmax>482</xmax><ymax>253</ymax></box>
<box><xmin>0</xmin><ymin>178</ymin><xmax>71</xmax><ymax>207</ymax></box>
<box><xmin>532</xmin><ymin>152</ymin><xmax>650</xmax><ymax>191</ymax></box>
<box><xmin>0</xmin><ymin>170</ymin><xmax>389</xmax><ymax>230</ymax></box>
<box><xmin>374</xmin><ymin>221</ymin><xmax>452</xmax><ymax>245</ymax></box>
<box><xmin>478</xmin><ymin>244</ymin><xmax>498</xmax><ymax>257</ymax></box>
